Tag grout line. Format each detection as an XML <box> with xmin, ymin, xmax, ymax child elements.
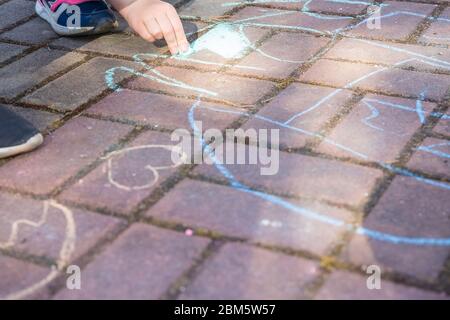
<box><xmin>0</xmin><ymin>13</ymin><xmax>37</xmax><ymax>35</ymax></box>
<box><xmin>407</xmin><ymin>3</ymin><xmax>447</xmax><ymax>44</ymax></box>
<box><xmin>160</xmin><ymin>240</ymin><xmax>226</xmax><ymax>300</ymax></box>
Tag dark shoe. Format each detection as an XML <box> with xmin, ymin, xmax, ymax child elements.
<box><xmin>0</xmin><ymin>107</ymin><xmax>44</xmax><ymax>159</ymax></box>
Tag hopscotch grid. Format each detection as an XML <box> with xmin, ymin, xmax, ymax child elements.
<box><xmin>143</xmin><ymin>5</ymin><xmax>446</xmax><ymax>288</ymax></box>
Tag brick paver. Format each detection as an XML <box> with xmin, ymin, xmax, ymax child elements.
<box><xmin>323</xmin><ymin>38</ymin><xmax>450</xmax><ymax>74</ymax></box>
<box><xmin>54</xmin><ymin>224</ymin><xmax>209</xmax><ymax>299</ymax></box>
<box><xmin>341</xmin><ymin>176</ymin><xmax>450</xmax><ymax>281</ymax></box>
<box><xmin>315</xmin><ymin>94</ymin><xmax>436</xmax><ymax>162</ymax></box>
<box><xmin>0</xmin><ymin>43</ymin><xmax>27</xmax><ymax>64</ymax></box>
<box><xmin>0</xmin><ymin>255</ymin><xmax>51</xmax><ymax>300</ymax></box>
<box><xmin>179</xmin><ymin>0</ymin><xmax>241</xmax><ymax>19</ymax></box>
<box><xmin>230</xmin><ymin>7</ymin><xmax>353</xmax><ymax>34</ymax></box>
<box><xmin>316</xmin><ymin>270</ymin><xmax>447</xmax><ymax>300</ymax></box>
<box><xmin>128</xmin><ymin>65</ymin><xmax>276</xmax><ymax>105</ymax></box>
<box><xmin>1</xmin><ymin>0</ymin><xmax>449</xmax><ymax>300</ymax></box>
<box><xmin>87</xmin><ymin>89</ymin><xmax>242</xmax><ymax>131</ymax></box>
<box><xmin>241</xmin><ymin>83</ymin><xmax>354</xmax><ymax>149</ymax></box>
<box><xmin>0</xmin><ymin>0</ymin><xmax>35</xmax><ymax>30</ymax></box>
<box><xmin>0</xmin><ymin>17</ymin><xmax>58</xmax><ymax>44</ymax></box>
<box><xmin>420</xmin><ymin>8</ymin><xmax>450</xmax><ymax>45</ymax></box>
<box><xmin>51</xmin><ymin>33</ymin><xmax>164</xmax><ymax>58</ymax></box>
<box><xmin>407</xmin><ymin>137</ymin><xmax>450</xmax><ymax>179</ymax></box>
<box><xmin>147</xmin><ymin>179</ymin><xmax>354</xmax><ymax>255</ymax></box>
<box><xmin>22</xmin><ymin>57</ymin><xmax>137</xmax><ymax>111</ymax></box>
<box><xmin>346</xmin><ymin>1</ymin><xmax>436</xmax><ymax>40</ymax></box>
<box><xmin>435</xmin><ymin>118</ymin><xmax>450</xmax><ymax>136</ymax></box>
<box><xmin>180</xmin><ymin>243</ymin><xmax>319</xmax><ymax>299</ymax></box>
<box><xmin>0</xmin><ymin>48</ymin><xmax>85</xmax><ymax>99</ymax></box>
<box><xmin>229</xmin><ymin>32</ymin><xmax>330</xmax><ymax>78</ymax></box>
<box><xmin>304</xmin><ymin>0</ymin><xmax>373</xmax><ymax>15</ymax></box>
<box><xmin>194</xmin><ymin>147</ymin><xmax>383</xmax><ymax>207</ymax></box>
<box><xmin>252</xmin><ymin>0</ymin><xmax>373</xmax><ymax>14</ymax></box>
<box><xmin>299</xmin><ymin>59</ymin><xmax>450</xmax><ymax>101</ymax></box>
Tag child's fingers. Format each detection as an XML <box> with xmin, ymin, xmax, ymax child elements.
<box><xmin>166</xmin><ymin>12</ymin><xmax>189</xmax><ymax>52</ymax></box>
<box><xmin>144</xmin><ymin>17</ymin><xmax>163</xmax><ymax>40</ymax></box>
<box><xmin>139</xmin><ymin>21</ymin><xmax>156</xmax><ymax>42</ymax></box>
<box><xmin>155</xmin><ymin>15</ymin><xmax>178</xmax><ymax>55</ymax></box>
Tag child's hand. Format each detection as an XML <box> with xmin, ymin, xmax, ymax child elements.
<box><xmin>115</xmin><ymin>0</ymin><xmax>189</xmax><ymax>55</ymax></box>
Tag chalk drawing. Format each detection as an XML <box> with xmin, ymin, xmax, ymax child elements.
<box><xmin>415</xmin><ymin>91</ymin><xmax>426</xmax><ymax>124</ymax></box>
<box><xmin>101</xmin><ymin>144</ymin><xmax>187</xmax><ymax>191</ymax></box>
<box><xmin>361</xmin><ymin>100</ymin><xmax>384</xmax><ymax>133</ymax></box>
<box><xmin>101</xmin><ymin>0</ymin><xmax>450</xmax><ymax>247</ymax></box>
<box><xmin>417</xmin><ymin>142</ymin><xmax>450</xmax><ymax>160</ymax></box>
<box><xmin>1</xmin><ymin>201</ymin><xmax>76</xmax><ymax>300</ymax></box>
<box><xmin>260</xmin><ymin>219</ymin><xmax>284</xmax><ymax>228</ymax></box>
<box><xmin>189</xmin><ymin>99</ymin><xmax>450</xmax><ymax>246</ymax></box>
<box><xmin>362</xmin><ymin>97</ymin><xmax>450</xmax><ymax>121</ymax></box>
<box><xmin>422</xmin><ymin>35</ymin><xmax>450</xmax><ymax>42</ymax></box>
<box><xmin>360</xmin><ymin>98</ymin><xmax>423</xmax><ymax>136</ymax></box>
<box><xmin>181</xmin><ymin>23</ymin><xmax>251</xmax><ymax>59</ymax></box>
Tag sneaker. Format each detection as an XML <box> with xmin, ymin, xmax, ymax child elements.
<box><xmin>35</xmin><ymin>0</ymin><xmax>119</xmax><ymax>36</ymax></box>
<box><xmin>0</xmin><ymin>107</ymin><xmax>44</xmax><ymax>159</ymax></box>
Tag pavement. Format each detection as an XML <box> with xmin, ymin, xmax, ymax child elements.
<box><xmin>0</xmin><ymin>0</ymin><xmax>449</xmax><ymax>300</ymax></box>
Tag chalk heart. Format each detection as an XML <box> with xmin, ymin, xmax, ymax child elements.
<box><xmin>103</xmin><ymin>145</ymin><xmax>185</xmax><ymax>192</ymax></box>
<box><xmin>0</xmin><ymin>201</ymin><xmax>76</xmax><ymax>300</ymax></box>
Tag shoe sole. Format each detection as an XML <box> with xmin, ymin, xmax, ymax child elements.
<box><xmin>35</xmin><ymin>1</ymin><xmax>118</xmax><ymax>36</ymax></box>
<box><xmin>0</xmin><ymin>133</ymin><xmax>44</xmax><ymax>159</ymax></box>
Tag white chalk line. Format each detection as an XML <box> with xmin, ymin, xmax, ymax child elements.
<box><xmin>2</xmin><ymin>201</ymin><xmax>76</xmax><ymax>300</ymax></box>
